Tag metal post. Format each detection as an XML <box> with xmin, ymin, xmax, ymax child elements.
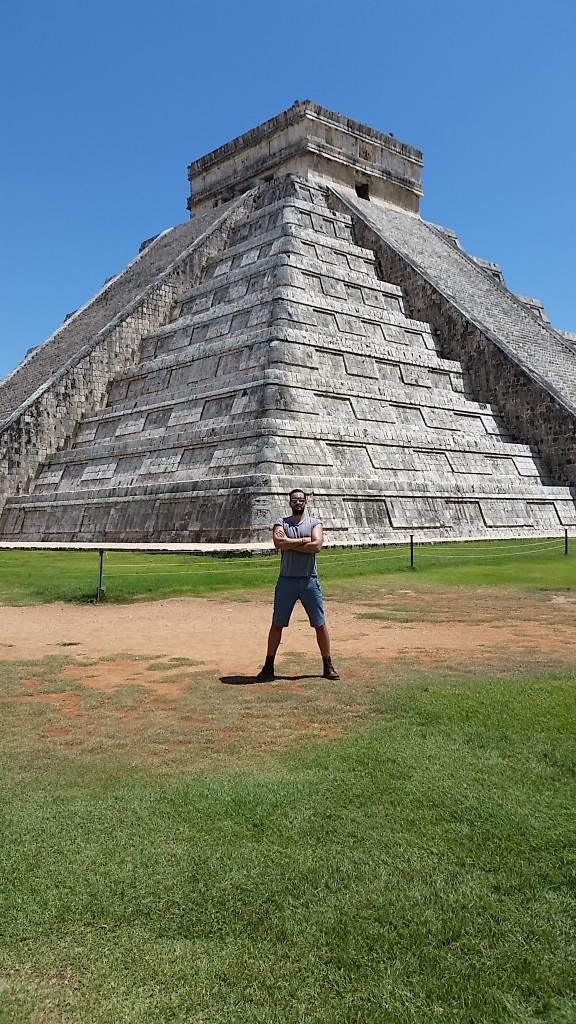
<box><xmin>565</xmin><ymin>529</ymin><xmax>569</xmax><ymax>556</ymax></box>
<box><xmin>96</xmin><ymin>550</ymin><xmax>106</xmax><ymax>601</ymax></box>
<box><xmin>410</xmin><ymin>534</ymin><xmax>414</xmax><ymax>569</ymax></box>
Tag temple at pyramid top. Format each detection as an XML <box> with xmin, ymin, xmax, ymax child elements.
<box><xmin>1</xmin><ymin>102</ymin><xmax>575</xmax><ymax>546</ymax></box>
<box><xmin>187</xmin><ymin>100</ymin><xmax>423</xmax><ymax>215</ymax></box>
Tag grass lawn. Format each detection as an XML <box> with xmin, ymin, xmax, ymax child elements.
<box><xmin>0</xmin><ymin>663</ymin><xmax>575</xmax><ymax>1023</ymax></box>
<box><xmin>1</xmin><ymin>547</ymin><xmax>575</xmax><ymax>1020</ymax></box>
<box><xmin>0</xmin><ymin>536</ymin><xmax>573</xmax><ymax>604</ymax></box>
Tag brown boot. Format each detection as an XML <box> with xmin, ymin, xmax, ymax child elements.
<box><xmin>322</xmin><ymin>657</ymin><xmax>340</xmax><ymax>680</ymax></box>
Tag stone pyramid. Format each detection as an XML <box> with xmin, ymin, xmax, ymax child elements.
<box><xmin>1</xmin><ymin>101</ymin><xmax>575</xmax><ymax>544</ymax></box>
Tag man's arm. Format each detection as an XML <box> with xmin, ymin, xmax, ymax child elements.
<box><xmin>273</xmin><ymin>523</ymin><xmax>324</xmax><ymax>553</ymax></box>
<box><xmin>303</xmin><ymin>523</ymin><xmax>323</xmax><ymax>554</ymax></box>
<box><xmin>273</xmin><ymin>524</ymin><xmax>312</xmax><ymax>551</ymax></box>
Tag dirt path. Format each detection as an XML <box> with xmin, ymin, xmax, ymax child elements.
<box><xmin>2</xmin><ymin>589</ymin><xmax>575</xmax><ymax>765</ymax></box>
<box><xmin>2</xmin><ymin>591</ymin><xmax>576</xmax><ymax>673</ymax></box>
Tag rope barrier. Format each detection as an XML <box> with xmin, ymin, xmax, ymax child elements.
<box><xmin>410</xmin><ymin>541</ymin><xmax>563</xmax><ymax>561</ymax></box>
<box><xmin>0</xmin><ymin>548</ymin><xmax>408</xmax><ymax>573</ymax></box>
<box><xmin>14</xmin><ymin>547</ymin><xmax>408</xmax><ymax>580</ymax></box>
<box><xmin>0</xmin><ymin>537</ymin><xmax>570</xmax><ymax>587</ymax></box>
<box><xmin>0</xmin><ymin>536</ymin><xmax>566</xmax><ymax>570</ymax></box>
<box><xmin>0</xmin><ymin>532</ymin><xmax>572</xmax><ymax>606</ymax></box>
<box><xmin>103</xmin><ymin>551</ymin><xmax>411</xmax><ymax>579</ymax></box>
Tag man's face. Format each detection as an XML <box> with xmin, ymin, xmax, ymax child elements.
<box><xmin>289</xmin><ymin>493</ymin><xmax>306</xmax><ymax>512</ymax></box>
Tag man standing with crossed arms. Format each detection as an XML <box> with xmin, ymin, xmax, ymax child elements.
<box><xmin>256</xmin><ymin>488</ymin><xmax>340</xmax><ymax>682</ymax></box>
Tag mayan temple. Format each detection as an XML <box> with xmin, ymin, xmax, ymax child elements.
<box><xmin>1</xmin><ymin>101</ymin><xmax>576</xmax><ymax>545</ymax></box>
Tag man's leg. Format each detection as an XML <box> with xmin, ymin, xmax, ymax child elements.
<box><xmin>301</xmin><ymin>579</ymin><xmax>340</xmax><ymax>680</ymax></box>
<box><xmin>314</xmin><ymin>625</ymin><xmax>340</xmax><ymax>679</ymax></box>
<box><xmin>267</xmin><ymin>625</ymin><xmax>283</xmax><ymax>656</ymax></box>
<box><xmin>256</xmin><ymin>579</ymin><xmax>296</xmax><ymax>681</ymax></box>
<box><xmin>256</xmin><ymin>625</ymin><xmax>283</xmax><ymax>682</ymax></box>
<box><xmin>314</xmin><ymin>624</ymin><xmax>331</xmax><ymax>657</ymax></box>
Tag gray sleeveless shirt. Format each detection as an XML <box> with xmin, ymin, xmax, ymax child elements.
<box><xmin>274</xmin><ymin>515</ymin><xmax>322</xmax><ymax>577</ymax></box>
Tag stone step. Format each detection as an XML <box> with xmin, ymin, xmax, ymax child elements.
<box><xmin>33</xmin><ymin>416</ymin><xmax>542</xmax><ymax>481</ymax></box>
<box><xmin>29</xmin><ymin>464</ymin><xmax>557</xmax><ymax>499</ymax></box>
<box><xmin>224</xmin><ymin>197</ymin><xmax>355</xmax><ymax>251</ymax></box>
<box><xmin>56</xmin><ymin>399</ymin><xmax>543</xmax><ymax>455</ymax></box>
<box><xmin>5</xmin><ymin>474</ymin><xmax>574</xmax><ymax>544</ymax></box>
<box><xmin>172</xmin><ymin>264</ymin><xmax>407</xmax><ymax>328</ymax></box>
<box><xmin>202</xmin><ymin>231</ymin><xmax>381</xmax><ymax>287</ymax></box>
<box><xmin>76</xmin><ymin>385</ymin><xmax>498</xmax><ymax>445</ymax></box>
<box><xmin>140</xmin><ymin>285</ymin><xmax>424</xmax><ymax>358</ymax></box>
<box><xmin>137</xmin><ymin>308</ymin><xmax>448</xmax><ymax>370</ymax></box>
<box><xmin>172</xmin><ymin>247</ymin><xmax>403</xmax><ymax>319</ymax></box>
<box><xmin>73</xmin><ymin>372</ymin><xmax>489</xmax><ymax>442</ymax></box>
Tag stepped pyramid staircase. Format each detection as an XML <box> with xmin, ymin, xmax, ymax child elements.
<box><xmin>1</xmin><ymin>101</ymin><xmax>575</xmax><ymax>544</ymax></box>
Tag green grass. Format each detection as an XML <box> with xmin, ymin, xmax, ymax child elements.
<box><xmin>0</xmin><ymin>671</ymin><xmax>575</xmax><ymax>1023</ymax></box>
<box><xmin>0</xmin><ymin>537</ymin><xmax>573</xmax><ymax>604</ymax></box>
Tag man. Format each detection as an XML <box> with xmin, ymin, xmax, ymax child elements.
<box><xmin>256</xmin><ymin>488</ymin><xmax>339</xmax><ymax>682</ymax></box>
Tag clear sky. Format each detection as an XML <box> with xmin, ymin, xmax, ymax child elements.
<box><xmin>1</xmin><ymin>0</ymin><xmax>574</xmax><ymax>381</ymax></box>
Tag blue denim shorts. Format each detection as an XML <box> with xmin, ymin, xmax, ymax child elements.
<box><xmin>272</xmin><ymin>575</ymin><xmax>325</xmax><ymax>628</ymax></box>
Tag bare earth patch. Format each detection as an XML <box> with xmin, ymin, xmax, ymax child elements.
<box><xmin>1</xmin><ymin>586</ymin><xmax>575</xmax><ymax>768</ymax></box>
<box><xmin>2</xmin><ymin>587</ymin><xmax>576</xmax><ymax>670</ymax></box>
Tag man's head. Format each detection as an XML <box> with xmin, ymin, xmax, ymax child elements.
<box><xmin>288</xmin><ymin>488</ymin><xmax>307</xmax><ymax>511</ymax></box>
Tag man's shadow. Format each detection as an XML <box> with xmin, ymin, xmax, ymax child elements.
<box><xmin>220</xmin><ymin>673</ymin><xmax>319</xmax><ymax>686</ymax></box>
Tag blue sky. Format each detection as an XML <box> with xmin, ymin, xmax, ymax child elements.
<box><xmin>1</xmin><ymin>0</ymin><xmax>574</xmax><ymax>381</ymax></box>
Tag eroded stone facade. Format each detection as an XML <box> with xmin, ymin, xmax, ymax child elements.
<box><xmin>1</xmin><ymin>103</ymin><xmax>574</xmax><ymax>543</ymax></box>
